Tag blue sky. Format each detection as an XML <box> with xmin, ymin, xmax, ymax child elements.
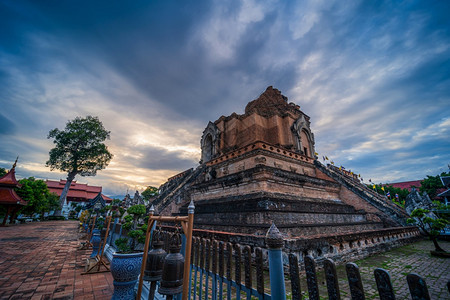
<box><xmin>1</xmin><ymin>0</ymin><xmax>449</xmax><ymax>196</ymax></box>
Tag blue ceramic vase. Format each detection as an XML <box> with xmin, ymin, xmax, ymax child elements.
<box><xmin>90</xmin><ymin>233</ymin><xmax>101</xmax><ymax>258</ymax></box>
<box><xmin>110</xmin><ymin>252</ymin><xmax>143</xmax><ymax>300</ymax></box>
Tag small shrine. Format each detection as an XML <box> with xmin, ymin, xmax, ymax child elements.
<box><xmin>121</xmin><ymin>191</ymin><xmax>145</xmax><ymax>209</ymax></box>
<box><xmin>0</xmin><ymin>158</ymin><xmax>27</xmax><ymax>226</ymax></box>
<box><xmin>84</xmin><ymin>191</ymin><xmax>107</xmax><ymax>212</ymax></box>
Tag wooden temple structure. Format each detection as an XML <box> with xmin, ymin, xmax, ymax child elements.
<box><xmin>0</xmin><ymin>159</ymin><xmax>27</xmax><ymax>226</ymax></box>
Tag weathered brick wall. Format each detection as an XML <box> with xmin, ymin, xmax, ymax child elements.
<box><xmin>339</xmin><ymin>185</ymin><xmax>380</xmax><ymax>213</ymax></box>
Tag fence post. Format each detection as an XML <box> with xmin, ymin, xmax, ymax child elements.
<box><xmin>374</xmin><ymin>268</ymin><xmax>396</xmax><ymax>300</ymax></box>
<box><xmin>255</xmin><ymin>247</ymin><xmax>265</xmax><ymax>300</ymax></box>
<box><xmin>324</xmin><ymin>258</ymin><xmax>341</xmax><ymax>300</ymax></box>
<box><xmin>265</xmin><ymin>223</ymin><xmax>286</xmax><ymax>300</ymax></box>
<box><xmin>304</xmin><ymin>255</ymin><xmax>319</xmax><ymax>300</ymax></box>
<box><xmin>288</xmin><ymin>253</ymin><xmax>301</xmax><ymax>300</ymax></box>
<box><xmin>346</xmin><ymin>262</ymin><xmax>365</xmax><ymax>300</ymax></box>
<box><xmin>407</xmin><ymin>273</ymin><xmax>431</xmax><ymax>300</ymax></box>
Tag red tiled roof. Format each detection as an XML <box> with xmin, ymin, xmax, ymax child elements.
<box><xmin>0</xmin><ymin>167</ymin><xmax>27</xmax><ymax>206</ymax></box>
<box><xmin>0</xmin><ymin>168</ymin><xmax>20</xmax><ymax>187</ymax></box>
<box><xmin>387</xmin><ymin>180</ymin><xmax>422</xmax><ymax>191</ymax></box>
<box><xmin>46</xmin><ymin>180</ymin><xmax>111</xmax><ymax>203</ymax></box>
<box><xmin>0</xmin><ymin>188</ymin><xmax>27</xmax><ymax>205</ymax></box>
<box><xmin>102</xmin><ymin>194</ymin><xmax>113</xmax><ymax>201</ymax></box>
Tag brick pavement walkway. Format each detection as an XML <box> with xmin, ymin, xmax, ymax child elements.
<box><xmin>0</xmin><ymin>221</ymin><xmax>113</xmax><ymax>300</ymax></box>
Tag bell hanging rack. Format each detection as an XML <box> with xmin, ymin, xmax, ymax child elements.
<box><xmin>82</xmin><ymin>215</ymin><xmax>112</xmax><ymax>275</ymax></box>
<box><xmin>80</xmin><ymin>215</ymin><xmax>97</xmax><ymax>250</ymax></box>
<box><xmin>136</xmin><ymin>200</ymin><xmax>195</xmax><ymax>300</ymax></box>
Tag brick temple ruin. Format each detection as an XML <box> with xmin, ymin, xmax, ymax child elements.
<box><xmin>150</xmin><ymin>86</ymin><xmax>420</xmax><ymax>262</ymax></box>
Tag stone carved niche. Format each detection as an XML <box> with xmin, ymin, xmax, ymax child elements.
<box><xmin>291</xmin><ymin>115</ymin><xmax>315</xmax><ymax>157</ymax></box>
<box><xmin>255</xmin><ymin>157</ymin><xmax>266</xmax><ymax>164</ymax></box>
<box><xmin>200</xmin><ymin>122</ymin><xmax>220</xmax><ymax>163</ymax></box>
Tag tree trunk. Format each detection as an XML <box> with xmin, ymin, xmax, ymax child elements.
<box><xmin>54</xmin><ymin>172</ymin><xmax>76</xmax><ymax>216</ymax></box>
<box><xmin>431</xmin><ymin>236</ymin><xmax>446</xmax><ymax>252</ymax></box>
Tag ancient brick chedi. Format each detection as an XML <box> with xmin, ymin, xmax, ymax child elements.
<box><xmin>200</xmin><ymin>86</ymin><xmax>315</xmax><ymax>163</ymax></box>
<box><xmin>151</xmin><ymin>87</ymin><xmax>418</xmax><ymax>260</ymax></box>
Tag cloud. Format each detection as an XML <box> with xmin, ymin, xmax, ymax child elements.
<box><xmin>0</xmin><ymin>0</ymin><xmax>449</xmax><ymax>196</ymax></box>
<box><xmin>0</xmin><ymin>113</ymin><xmax>15</xmax><ymax>135</ymax></box>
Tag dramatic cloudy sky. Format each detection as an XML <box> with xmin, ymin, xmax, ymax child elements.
<box><xmin>1</xmin><ymin>0</ymin><xmax>449</xmax><ymax>196</ymax></box>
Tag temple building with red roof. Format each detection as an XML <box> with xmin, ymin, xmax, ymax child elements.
<box><xmin>387</xmin><ymin>180</ymin><xmax>422</xmax><ymax>191</ymax></box>
<box><xmin>387</xmin><ymin>179</ymin><xmax>447</xmax><ymax>202</ymax></box>
<box><xmin>0</xmin><ymin>159</ymin><xmax>27</xmax><ymax>226</ymax></box>
<box><xmin>45</xmin><ymin>180</ymin><xmax>112</xmax><ymax>216</ymax></box>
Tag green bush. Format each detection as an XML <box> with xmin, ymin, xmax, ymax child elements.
<box><xmin>115</xmin><ymin>237</ymin><xmax>131</xmax><ymax>253</ymax></box>
<box><xmin>117</xmin><ymin>204</ymin><xmax>147</xmax><ymax>252</ymax></box>
<box><xmin>407</xmin><ymin>208</ymin><xmax>449</xmax><ymax>252</ymax></box>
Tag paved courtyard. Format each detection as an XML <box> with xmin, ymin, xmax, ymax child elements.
<box><xmin>0</xmin><ymin>221</ymin><xmax>449</xmax><ymax>299</ymax></box>
<box><xmin>0</xmin><ymin>221</ymin><xmax>113</xmax><ymax>300</ymax></box>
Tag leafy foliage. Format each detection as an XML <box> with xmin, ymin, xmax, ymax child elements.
<box><xmin>122</xmin><ymin>215</ymin><xmax>133</xmax><ymax>230</ymax></box>
<box><xmin>96</xmin><ymin>216</ymin><xmax>105</xmax><ymax>230</ymax></box>
<box><xmin>46</xmin><ymin>116</ymin><xmax>113</xmax><ymax>176</ymax></box>
<box><xmin>74</xmin><ymin>204</ymin><xmax>83</xmax><ymax>213</ymax></box>
<box><xmin>142</xmin><ymin>186</ymin><xmax>158</xmax><ymax>202</ymax></box>
<box><xmin>432</xmin><ymin>201</ymin><xmax>450</xmax><ymax>223</ymax></box>
<box><xmin>432</xmin><ymin>201</ymin><xmax>450</xmax><ymax>211</ymax></box>
<box><xmin>46</xmin><ymin>116</ymin><xmax>113</xmax><ymax>210</ymax></box>
<box><xmin>420</xmin><ymin>172</ymin><xmax>449</xmax><ymax>199</ymax></box>
<box><xmin>129</xmin><ymin>229</ymin><xmax>146</xmax><ymax>244</ymax></box>
<box><xmin>115</xmin><ymin>237</ymin><xmax>131</xmax><ymax>253</ymax></box>
<box><xmin>127</xmin><ymin>204</ymin><xmax>146</xmax><ymax>216</ymax></box>
<box><xmin>15</xmin><ymin>177</ymin><xmax>60</xmax><ymax>218</ymax></box>
<box><xmin>407</xmin><ymin>208</ymin><xmax>448</xmax><ymax>252</ymax></box>
<box><xmin>0</xmin><ymin>167</ymin><xmax>6</xmax><ymax>177</ymax></box>
<box><xmin>118</xmin><ymin>204</ymin><xmax>147</xmax><ymax>252</ymax></box>
<box><xmin>367</xmin><ymin>183</ymin><xmax>409</xmax><ymax>207</ymax></box>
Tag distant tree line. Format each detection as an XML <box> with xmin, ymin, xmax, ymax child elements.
<box><xmin>367</xmin><ymin>171</ymin><xmax>449</xmax><ymax>208</ymax></box>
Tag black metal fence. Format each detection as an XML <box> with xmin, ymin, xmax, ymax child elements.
<box><xmin>189</xmin><ymin>237</ymin><xmax>270</xmax><ymax>300</ymax></box>
<box><xmin>101</xmin><ymin>220</ymin><xmax>449</xmax><ymax>299</ymax></box>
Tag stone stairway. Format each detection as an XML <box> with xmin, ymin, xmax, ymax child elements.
<box><xmin>314</xmin><ymin>160</ymin><xmax>409</xmax><ymax>226</ymax></box>
<box><xmin>152</xmin><ymin>164</ymin><xmax>206</xmax><ymax>213</ymax></box>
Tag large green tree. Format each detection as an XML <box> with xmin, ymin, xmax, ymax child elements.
<box><xmin>46</xmin><ymin>116</ymin><xmax>113</xmax><ymax>214</ymax></box>
<box><xmin>420</xmin><ymin>172</ymin><xmax>449</xmax><ymax>200</ymax></box>
<box><xmin>15</xmin><ymin>177</ymin><xmax>60</xmax><ymax>219</ymax></box>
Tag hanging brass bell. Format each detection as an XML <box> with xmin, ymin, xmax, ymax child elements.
<box><xmin>144</xmin><ymin>229</ymin><xmax>167</xmax><ymax>282</ymax></box>
<box><xmin>158</xmin><ymin>230</ymin><xmax>184</xmax><ymax>296</ymax></box>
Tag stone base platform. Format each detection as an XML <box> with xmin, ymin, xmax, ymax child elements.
<box><xmin>188</xmin><ymin>225</ymin><xmax>422</xmax><ymax>268</ymax></box>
